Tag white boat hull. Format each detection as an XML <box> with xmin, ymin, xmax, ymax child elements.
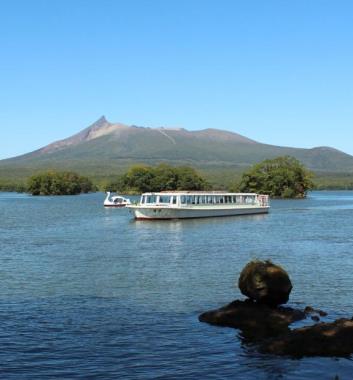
<box><xmin>104</xmin><ymin>202</ymin><xmax>128</xmax><ymax>207</ymax></box>
<box><xmin>128</xmin><ymin>205</ymin><xmax>269</xmax><ymax>220</ymax></box>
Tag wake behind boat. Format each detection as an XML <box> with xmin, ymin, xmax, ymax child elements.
<box><xmin>127</xmin><ymin>191</ymin><xmax>269</xmax><ymax>220</ymax></box>
<box><xmin>104</xmin><ymin>192</ymin><xmax>131</xmax><ymax>207</ymax></box>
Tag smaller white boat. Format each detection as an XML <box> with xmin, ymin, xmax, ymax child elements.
<box><xmin>104</xmin><ymin>192</ymin><xmax>131</xmax><ymax>207</ymax></box>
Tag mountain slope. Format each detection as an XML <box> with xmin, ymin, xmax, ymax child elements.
<box><xmin>1</xmin><ymin>116</ymin><xmax>353</xmax><ymax>182</ymax></box>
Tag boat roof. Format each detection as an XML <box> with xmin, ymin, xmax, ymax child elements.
<box><xmin>141</xmin><ymin>191</ymin><xmax>258</xmax><ymax>196</ymax></box>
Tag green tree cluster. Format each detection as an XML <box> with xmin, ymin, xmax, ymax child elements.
<box><xmin>236</xmin><ymin>156</ymin><xmax>314</xmax><ymax>198</ymax></box>
<box><xmin>27</xmin><ymin>171</ymin><xmax>94</xmax><ymax>195</ymax></box>
<box><xmin>106</xmin><ymin>164</ymin><xmax>208</xmax><ymax>193</ymax></box>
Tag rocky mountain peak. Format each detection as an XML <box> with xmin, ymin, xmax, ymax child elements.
<box><xmin>89</xmin><ymin>116</ymin><xmax>110</xmax><ymax>130</ymax></box>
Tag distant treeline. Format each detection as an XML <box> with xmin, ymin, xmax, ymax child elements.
<box><xmin>1</xmin><ymin>159</ymin><xmax>353</xmax><ymax>196</ymax></box>
<box><xmin>0</xmin><ymin>181</ymin><xmax>27</xmax><ymax>193</ymax></box>
<box><xmin>313</xmin><ymin>173</ymin><xmax>353</xmax><ymax>190</ymax></box>
<box><xmin>315</xmin><ymin>183</ymin><xmax>353</xmax><ymax>190</ymax></box>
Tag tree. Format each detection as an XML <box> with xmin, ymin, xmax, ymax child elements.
<box><xmin>105</xmin><ymin>164</ymin><xmax>208</xmax><ymax>193</ymax></box>
<box><xmin>27</xmin><ymin>171</ymin><xmax>94</xmax><ymax>195</ymax></box>
<box><xmin>236</xmin><ymin>156</ymin><xmax>314</xmax><ymax>198</ymax></box>
<box><xmin>174</xmin><ymin>166</ymin><xmax>207</xmax><ymax>190</ymax></box>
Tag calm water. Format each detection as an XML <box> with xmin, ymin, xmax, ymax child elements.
<box><xmin>1</xmin><ymin>191</ymin><xmax>353</xmax><ymax>379</ymax></box>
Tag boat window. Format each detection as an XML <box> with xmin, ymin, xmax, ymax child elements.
<box><xmin>172</xmin><ymin>196</ymin><xmax>177</xmax><ymax>205</ymax></box>
<box><xmin>180</xmin><ymin>196</ymin><xmax>186</xmax><ymax>204</ymax></box>
<box><xmin>158</xmin><ymin>195</ymin><xmax>171</xmax><ymax>204</ymax></box>
<box><xmin>146</xmin><ymin>195</ymin><xmax>157</xmax><ymax>204</ymax></box>
<box><xmin>141</xmin><ymin>196</ymin><xmax>145</xmax><ymax>204</ymax></box>
<box><xmin>246</xmin><ymin>195</ymin><xmax>255</xmax><ymax>204</ymax></box>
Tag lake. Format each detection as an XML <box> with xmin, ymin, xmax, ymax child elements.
<box><xmin>1</xmin><ymin>191</ymin><xmax>353</xmax><ymax>379</ymax></box>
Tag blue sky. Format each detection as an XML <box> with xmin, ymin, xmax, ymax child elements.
<box><xmin>1</xmin><ymin>0</ymin><xmax>352</xmax><ymax>159</ymax></box>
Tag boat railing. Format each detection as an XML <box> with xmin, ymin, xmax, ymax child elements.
<box><xmin>257</xmin><ymin>194</ymin><xmax>269</xmax><ymax>207</ymax></box>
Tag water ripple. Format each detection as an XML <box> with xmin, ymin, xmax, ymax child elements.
<box><xmin>0</xmin><ymin>191</ymin><xmax>353</xmax><ymax>378</ymax></box>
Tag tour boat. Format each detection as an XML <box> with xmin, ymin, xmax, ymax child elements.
<box><xmin>127</xmin><ymin>191</ymin><xmax>269</xmax><ymax>220</ymax></box>
<box><xmin>104</xmin><ymin>192</ymin><xmax>131</xmax><ymax>207</ymax></box>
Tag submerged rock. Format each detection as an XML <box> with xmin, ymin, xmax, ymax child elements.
<box><xmin>238</xmin><ymin>260</ymin><xmax>292</xmax><ymax>306</ymax></box>
<box><xmin>260</xmin><ymin>318</ymin><xmax>353</xmax><ymax>357</ymax></box>
<box><xmin>304</xmin><ymin>306</ymin><xmax>328</xmax><ymax>317</ymax></box>
<box><xmin>199</xmin><ymin>299</ymin><xmax>305</xmax><ymax>340</ymax></box>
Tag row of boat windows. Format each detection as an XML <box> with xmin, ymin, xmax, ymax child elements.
<box><xmin>140</xmin><ymin>195</ymin><xmax>256</xmax><ymax>205</ymax></box>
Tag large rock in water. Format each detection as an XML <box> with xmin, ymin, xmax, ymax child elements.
<box><xmin>238</xmin><ymin>260</ymin><xmax>292</xmax><ymax>306</ymax></box>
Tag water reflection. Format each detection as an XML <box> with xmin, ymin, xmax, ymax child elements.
<box><xmin>238</xmin><ymin>349</ymin><xmax>302</xmax><ymax>379</ymax></box>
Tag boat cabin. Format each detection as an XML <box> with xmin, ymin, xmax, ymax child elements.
<box><xmin>139</xmin><ymin>192</ymin><xmax>266</xmax><ymax>207</ymax></box>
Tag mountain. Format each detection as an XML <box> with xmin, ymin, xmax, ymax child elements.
<box><xmin>1</xmin><ymin>116</ymin><xmax>353</xmax><ymax>183</ymax></box>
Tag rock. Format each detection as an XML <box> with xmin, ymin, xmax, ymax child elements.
<box><xmin>304</xmin><ymin>305</ymin><xmax>328</xmax><ymax>322</ymax></box>
<box><xmin>260</xmin><ymin>318</ymin><xmax>353</xmax><ymax>357</ymax></box>
<box><xmin>199</xmin><ymin>299</ymin><xmax>306</xmax><ymax>340</ymax></box>
<box><xmin>238</xmin><ymin>260</ymin><xmax>292</xmax><ymax>306</ymax></box>
<box><xmin>198</xmin><ymin>259</ymin><xmax>353</xmax><ymax>357</ymax></box>
<box><xmin>304</xmin><ymin>306</ymin><xmax>315</xmax><ymax>314</ymax></box>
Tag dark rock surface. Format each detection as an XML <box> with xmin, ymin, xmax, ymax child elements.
<box><xmin>199</xmin><ymin>299</ymin><xmax>305</xmax><ymax>340</ymax></box>
<box><xmin>199</xmin><ymin>300</ymin><xmax>353</xmax><ymax>357</ymax></box>
<box><xmin>238</xmin><ymin>260</ymin><xmax>292</xmax><ymax>306</ymax></box>
<box><xmin>260</xmin><ymin>318</ymin><xmax>353</xmax><ymax>357</ymax></box>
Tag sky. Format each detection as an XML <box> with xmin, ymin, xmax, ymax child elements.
<box><xmin>0</xmin><ymin>0</ymin><xmax>352</xmax><ymax>159</ymax></box>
